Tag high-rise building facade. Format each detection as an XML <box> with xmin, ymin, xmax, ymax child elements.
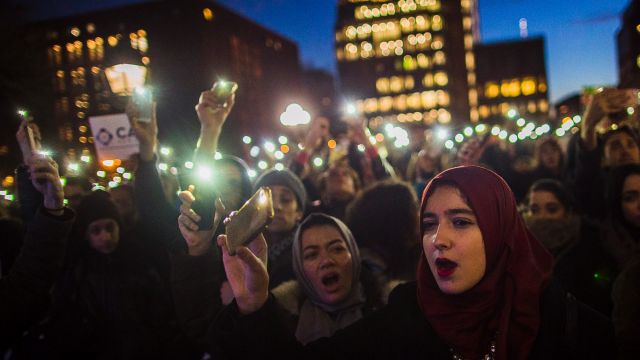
<box><xmin>474</xmin><ymin>37</ymin><xmax>549</xmax><ymax>124</ymax></box>
<box><xmin>21</xmin><ymin>0</ymin><xmax>302</xmax><ymax>161</ymax></box>
<box><xmin>618</xmin><ymin>0</ymin><xmax>640</xmax><ymax>88</ymax></box>
<box><xmin>335</xmin><ymin>0</ymin><xmax>479</xmax><ymax>132</ymax></box>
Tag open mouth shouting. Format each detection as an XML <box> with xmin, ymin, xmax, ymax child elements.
<box><xmin>435</xmin><ymin>258</ymin><xmax>458</xmax><ymax>278</ymax></box>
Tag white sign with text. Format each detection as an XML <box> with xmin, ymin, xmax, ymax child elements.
<box><xmin>88</xmin><ymin>113</ymin><xmax>139</xmax><ymax>162</ymax></box>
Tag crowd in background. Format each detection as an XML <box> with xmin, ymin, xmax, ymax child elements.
<box><xmin>0</xmin><ymin>86</ymin><xmax>639</xmax><ymax>359</ymax></box>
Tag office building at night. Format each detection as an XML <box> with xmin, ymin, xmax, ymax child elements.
<box><xmin>618</xmin><ymin>0</ymin><xmax>640</xmax><ymax>88</ymax></box>
<box><xmin>21</xmin><ymin>0</ymin><xmax>302</xmax><ymax>161</ymax></box>
<box><xmin>474</xmin><ymin>37</ymin><xmax>549</xmax><ymax>124</ymax></box>
<box><xmin>335</xmin><ymin>0</ymin><xmax>480</xmax><ymax>131</ymax></box>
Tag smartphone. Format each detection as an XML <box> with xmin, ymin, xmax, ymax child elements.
<box><xmin>191</xmin><ymin>184</ymin><xmax>219</xmax><ymax>230</ymax></box>
<box><xmin>132</xmin><ymin>86</ymin><xmax>153</xmax><ymax>123</ymax></box>
<box><xmin>225</xmin><ymin>187</ymin><xmax>274</xmax><ymax>256</ymax></box>
<box><xmin>212</xmin><ymin>80</ymin><xmax>238</xmax><ymax>105</ymax></box>
<box><xmin>26</xmin><ymin>125</ymin><xmax>39</xmax><ymax>152</ymax></box>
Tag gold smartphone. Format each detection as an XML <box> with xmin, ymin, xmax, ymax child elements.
<box><xmin>225</xmin><ymin>187</ymin><xmax>274</xmax><ymax>256</ymax></box>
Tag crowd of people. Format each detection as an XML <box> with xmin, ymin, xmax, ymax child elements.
<box><xmin>0</xmin><ymin>86</ymin><xmax>638</xmax><ymax>359</ymax></box>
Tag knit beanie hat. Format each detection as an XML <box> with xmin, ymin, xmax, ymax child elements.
<box><xmin>254</xmin><ymin>169</ymin><xmax>307</xmax><ymax>213</ymax></box>
<box><xmin>75</xmin><ymin>190</ymin><xmax>122</xmax><ymax>236</ymax></box>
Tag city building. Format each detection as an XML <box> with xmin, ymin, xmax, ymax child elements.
<box><xmin>335</xmin><ymin>0</ymin><xmax>480</xmax><ymax>132</ymax></box>
<box><xmin>19</xmin><ymin>0</ymin><xmax>302</xmax><ymax>162</ymax></box>
<box><xmin>474</xmin><ymin>37</ymin><xmax>550</xmax><ymax>124</ymax></box>
<box><xmin>618</xmin><ymin>0</ymin><xmax>640</xmax><ymax>88</ymax></box>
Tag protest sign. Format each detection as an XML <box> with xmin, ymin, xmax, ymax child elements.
<box><xmin>88</xmin><ymin>113</ymin><xmax>139</xmax><ymax>162</ymax></box>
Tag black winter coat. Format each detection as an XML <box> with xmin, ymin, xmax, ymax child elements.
<box><xmin>212</xmin><ymin>280</ymin><xmax>614</xmax><ymax>359</ymax></box>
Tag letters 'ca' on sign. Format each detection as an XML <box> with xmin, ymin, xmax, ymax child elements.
<box><xmin>88</xmin><ymin>113</ymin><xmax>140</xmax><ymax>162</ymax></box>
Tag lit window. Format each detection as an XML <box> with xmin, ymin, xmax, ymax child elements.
<box><xmin>637</xmin><ymin>55</ymin><xmax>640</xmax><ymax>68</ymax></box>
<box><xmin>431</xmin><ymin>36</ymin><xmax>444</xmax><ymax>50</ymax></box>
<box><xmin>437</xmin><ymin>90</ymin><xmax>450</xmax><ymax>106</ymax></box>
<box><xmin>138</xmin><ymin>37</ymin><xmax>149</xmax><ymax>53</ymax></box>
<box><xmin>432</xmin><ymin>15</ymin><xmax>443</xmax><ymax>31</ymax></box>
<box><xmin>433</xmin><ymin>51</ymin><xmax>446</xmax><ymax>65</ymax></box>
<box><xmin>636</xmin><ymin>24</ymin><xmax>640</xmax><ymax>33</ymax></box>
<box><xmin>438</xmin><ymin>109</ymin><xmax>451</xmax><ymax>124</ymax></box>
<box><xmin>142</xmin><ymin>56</ymin><xmax>150</xmax><ymax>65</ymax></box>
<box><xmin>394</xmin><ymin>95</ymin><xmax>407</xmax><ymax>111</ymax></box>
<box><xmin>468</xmin><ymin>89</ymin><xmax>478</xmax><ymax>106</ymax></box>
<box><xmin>479</xmin><ymin>105</ymin><xmax>490</xmax><ymax>118</ymax></box>
<box><xmin>405</xmin><ymin>76</ymin><xmax>415</xmax><ymax>90</ymax></box>
<box><xmin>465</xmin><ymin>52</ymin><xmax>475</xmax><ymax>70</ymax></box>
<box><xmin>463</xmin><ymin>17</ymin><xmax>472</xmax><ymax>30</ymax></box>
<box><xmin>538</xmin><ymin>100</ymin><xmax>549</xmax><ymax>112</ymax></box>
<box><xmin>416</xmin><ymin>15</ymin><xmax>429</xmax><ymax>31</ymax></box>
<box><xmin>86</xmin><ymin>23</ymin><xmax>95</xmax><ymax>33</ymax></box>
<box><xmin>461</xmin><ymin>0</ymin><xmax>471</xmax><ymax>11</ymax></box>
<box><xmin>403</xmin><ymin>55</ymin><xmax>416</xmax><ymax>71</ymax></box>
<box><xmin>485</xmin><ymin>82</ymin><xmax>499</xmax><ymax>98</ymax></box>
<box><xmin>470</xmin><ymin>108</ymin><xmax>479</xmax><ymax>122</ymax></box>
<box><xmin>421</xmin><ymin>91</ymin><xmax>436</xmax><ymax>109</ymax></box>
<box><xmin>464</xmin><ymin>35</ymin><xmax>473</xmax><ymax>50</ymax></box>
<box><xmin>417</xmin><ymin>53</ymin><xmax>430</xmax><ymax>68</ymax></box>
<box><xmin>521</xmin><ymin>77</ymin><xmax>536</xmax><ymax>96</ymax></box>
<box><xmin>364</xmin><ymin>98</ymin><xmax>378</xmax><ymax>113</ymax></box>
<box><xmin>70</xmin><ymin>27</ymin><xmax>80</xmax><ymax>37</ymax></box>
<box><xmin>467</xmin><ymin>72</ymin><xmax>476</xmax><ymax>86</ymax></box>
<box><xmin>509</xmin><ymin>79</ymin><xmax>520</xmax><ymax>97</ymax></box>
<box><xmin>527</xmin><ymin>101</ymin><xmax>537</xmax><ymax>113</ymax></box>
<box><xmin>346</xmin><ymin>26</ymin><xmax>357</xmax><ymax>39</ymax></box>
<box><xmin>422</xmin><ymin>73</ymin><xmax>434</xmax><ymax>88</ymax></box>
<box><xmin>203</xmin><ymin>8</ymin><xmax>214</xmax><ymax>21</ymax></box>
<box><xmin>434</xmin><ymin>72</ymin><xmax>448</xmax><ymax>86</ymax></box>
<box><xmin>538</xmin><ymin>80</ymin><xmax>548</xmax><ymax>93</ymax></box>
<box><xmin>408</xmin><ymin>93</ymin><xmax>421</xmax><ymax>110</ymax></box>
<box><xmin>376</xmin><ymin>78</ymin><xmax>390</xmax><ymax>93</ymax></box>
<box><xmin>390</xmin><ymin>76</ymin><xmax>403</xmax><ymax>92</ymax></box>
<box><xmin>380</xmin><ymin>97</ymin><xmax>394</xmax><ymax>112</ymax></box>
<box><xmin>108</xmin><ymin>36</ymin><xmax>118</xmax><ymax>47</ymax></box>
<box><xmin>79</xmin><ymin>125</ymin><xmax>88</xmax><ymax>133</ymax></box>
<box><xmin>79</xmin><ymin>136</ymin><xmax>87</xmax><ymax>144</ymax></box>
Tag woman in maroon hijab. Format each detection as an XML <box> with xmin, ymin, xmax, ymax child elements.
<box><xmin>212</xmin><ymin>166</ymin><xmax>614</xmax><ymax>359</ymax></box>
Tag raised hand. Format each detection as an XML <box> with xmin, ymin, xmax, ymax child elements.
<box><xmin>303</xmin><ymin>116</ymin><xmax>330</xmax><ymax>152</ymax></box>
<box><xmin>177</xmin><ymin>185</ymin><xmax>225</xmax><ymax>256</ymax></box>
<box><xmin>457</xmin><ymin>136</ymin><xmax>489</xmax><ymax>165</ymax></box>
<box><xmin>582</xmin><ymin>89</ymin><xmax>634</xmax><ymax>149</ymax></box>
<box><xmin>195</xmin><ymin>89</ymin><xmax>236</xmax><ymax>131</ymax></box>
<box><xmin>16</xmin><ymin>120</ymin><xmax>42</xmax><ymax>164</ymax></box>
<box><xmin>217</xmin><ymin>233</ymin><xmax>269</xmax><ymax>315</ymax></box>
<box><xmin>127</xmin><ymin>100</ymin><xmax>158</xmax><ymax>161</ymax></box>
<box><xmin>28</xmin><ymin>154</ymin><xmax>64</xmax><ymax>213</ymax></box>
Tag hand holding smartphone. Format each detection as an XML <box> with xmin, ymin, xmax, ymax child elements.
<box><xmin>212</xmin><ymin>80</ymin><xmax>238</xmax><ymax>108</ymax></box>
<box><xmin>225</xmin><ymin>187</ymin><xmax>274</xmax><ymax>256</ymax></box>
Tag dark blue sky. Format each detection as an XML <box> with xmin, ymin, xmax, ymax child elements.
<box><xmin>22</xmin><ymin>0</ymin><xmax>632</xmax><ymax>103</ymax></box>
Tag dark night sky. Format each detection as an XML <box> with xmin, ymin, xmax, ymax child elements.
<box><xmin>20</xmin><ymin>0</ymin><xmax>633</xmax><ymax>103</ymax></box>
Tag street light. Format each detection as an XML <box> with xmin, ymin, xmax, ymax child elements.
<box><xmin>104</xmin><ymin>46</ymin><xmax>147</xmax><ymax>96</ymax></box>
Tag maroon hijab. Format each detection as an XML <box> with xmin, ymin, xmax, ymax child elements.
<box><xmin>416</xmin><ymin>166</ymin><xmax>553</xmax><ymax>359</ymax></box>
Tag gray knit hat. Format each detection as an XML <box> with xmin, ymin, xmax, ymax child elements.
<box><xmin>254</xmin><ymin>168</ymin><xmax>307</xmax><ymax>213</ymax></box>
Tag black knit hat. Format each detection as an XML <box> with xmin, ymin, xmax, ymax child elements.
<box><xmin>254</xmin><ymin>169</ymin><xmax>307</xmax><ymax>213</ymax></box>
<box><xmin>75</xmin><ymin>190</ymin><xmax>122</xmax><ymax>236</ymax></box>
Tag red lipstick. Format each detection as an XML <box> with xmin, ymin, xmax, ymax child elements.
<box><xmin>435</xmin><ymin>258</ymin><xmax>457</xmax><ymax>277</ymax></box>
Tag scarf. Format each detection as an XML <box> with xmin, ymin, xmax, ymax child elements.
<box><xmin>524</xmin><ymin>215</ymin><xmax>581</xmax><ymax>262</ymax></box>
<box><xmin>291</xmin><ymin>213</ymin><xmax>365</xmax><ymax>344</ymax></box>
<box><xmin>416</xmin><ymin>166</ymin><xmax>553</xmax><ymax>360</ymax></box>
